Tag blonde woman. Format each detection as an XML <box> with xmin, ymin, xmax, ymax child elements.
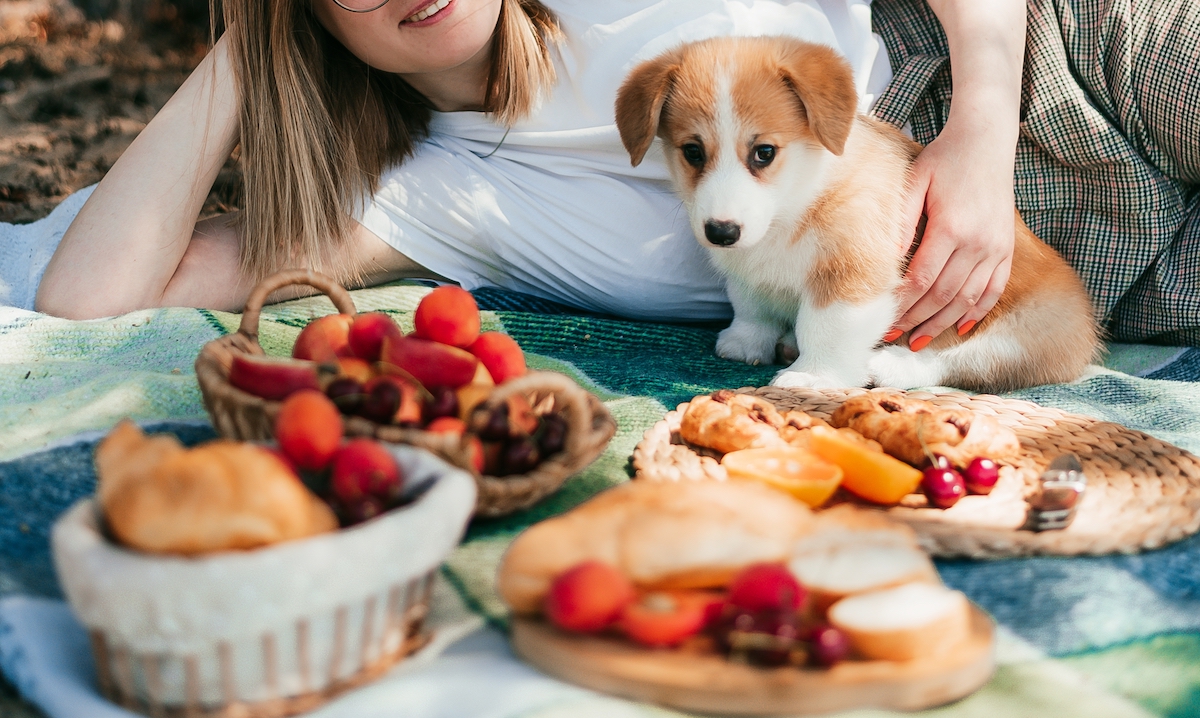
<box><xmin>32</xmin><ymin>0</ymin><xmax>1200</xmax><ymax>347</ymax></box>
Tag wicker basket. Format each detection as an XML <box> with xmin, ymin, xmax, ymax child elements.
<box><xmin>52</xmin><ymin>445</ymin><xmax>476</xmax><ymax>718</ymax></box>
<box><xmin>194</xmin><ymin>270</ymin><xmax>616</xmax><ymax>517</ymax></box>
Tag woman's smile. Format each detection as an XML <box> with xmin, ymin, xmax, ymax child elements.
<box><xmin>401</xmin><ymin>0</ymin><xmax>455</xmax><ymax>26</ymax></box>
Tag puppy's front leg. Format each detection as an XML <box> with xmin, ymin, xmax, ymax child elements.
<box><xmin>772</xmin><ymin>294</ymin><xmax>895</xmax><ymax>388</ymax></box>
<box><xmin>716</xmin><ymin>281</ymin><xmax>784</xmax><ymax>366</ymax></box>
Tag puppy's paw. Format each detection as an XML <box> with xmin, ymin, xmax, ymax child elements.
<box><xmin>775</xmin><ymin>331</ymin><xmax>799</xmax><ymax>364</ymax></box>
<box><xmin>866</xmin><ymin>347</ymin><xmax>944</xmax><ymax>390</ymax></box>
<box><xmin>716</xmin><ymin>323</ymin><xmax>778</xmax><ymax>366</ymax></box>
<box><xmin>771</xmin><ymin>369</ymin><xmax>844</xmax><ymax>389</ymax></box>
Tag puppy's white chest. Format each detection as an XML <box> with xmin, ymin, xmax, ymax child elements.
<box><xmin>708</xmin><ymin>230</ymin><xmax>818</xmax><ymax>317</ymax></box>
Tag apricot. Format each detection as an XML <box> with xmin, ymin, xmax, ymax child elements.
<box><xmin>722</xmin><ymin>447</ymin><xmax>843</xmax><ymax>508</ymax></box>
<box><xmin>274</xmin><ymin>389</ymin><xmax>343</xmax><ymax>471</ymax></box>
<box><xmin>380</xmin><ymin>335</ymin><xmax>479</xmax><ymax>389</ymax></box>
<box><xmin>229</xmin><ymin>354</ymin><xmax>320</xmax><ymax>401</ymax></box>
<box><xmin>413</xmin><ymin>286</ymin><xmax>481</xmax><ymax>348</ymax></box>
<box><xmin>619</xmin><ymin>592</ymin><xmax>712</xmax><ymax>648</ymax></box>
<box><xmin>807</xmin><ymin>425</ymin><xmax>923</xmax><ymax>505</ymax></box>
<box><xmin>336</xmin><ymin>357</ymin><xmax>375</xmax><ymax>385</ymax></box>
<box><xmin>545</xmin><ymin>561</ymin><xmax>635</xmax><ymax>633</ymax></box>
<box><xmin>347</xmin><ymin>312</ymin><xmax>403</xmax><ymax>362</ymax></box>
<box><xmin>331</xmin><ymin>438</ymin><xmax>402</xmax><ymax>504</ymax></box>
<box><xmin>293</xmin><ymin>314</ymin><xmax>354</xmax><ymax>363</ymax></box>
<box><xmin>468</xmin><ymin>332</ymin><xmax>527</xmax><ymax>384</ymax></box>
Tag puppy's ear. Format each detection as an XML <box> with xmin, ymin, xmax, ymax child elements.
<box><xmin>615</xmin><ymin>53</ymin><xmax>679</xmax><ymax>166</ymax></box>
<box><xmin>777</xmin><ymin>43</ymin><xmax>857</xmax><ymax>156</ymax></box>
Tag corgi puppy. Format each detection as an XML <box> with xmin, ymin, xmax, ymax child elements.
<box><xmin>614</xmin><ymin>37</ymin><xmax>1099</xmax><ymax>392</ymax></box>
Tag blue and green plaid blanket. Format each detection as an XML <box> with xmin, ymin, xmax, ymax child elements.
<box><xmin>2</xmin><ymin>282</ymin><xmax>1200</xmax><ymax>717</ymax></box>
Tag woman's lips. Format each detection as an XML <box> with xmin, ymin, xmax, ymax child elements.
<box><xmin>401</xmin><ymin>0</ymin><xmax>452</xmax><ymax>25</ymax></box>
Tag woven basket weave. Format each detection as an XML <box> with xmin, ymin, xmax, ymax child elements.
<box><xmin>194</xmin><ymin>270</ymin><xmax>616</xmax><ymax>518</ymax></box>
<box><xmin>633</xmin><ymin>386</ymin><xmax>1200</xmax><ymax>558</ymax></box>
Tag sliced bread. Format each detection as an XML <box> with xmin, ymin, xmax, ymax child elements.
<box><xmin>828</xmin><ymin>582</ymin><xmax>970</xmax><ymax>661</ymax></box>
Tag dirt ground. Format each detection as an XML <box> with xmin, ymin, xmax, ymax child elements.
<box><xmin>0</xmin><ymin>3</ymin><xmax>223</xmax><ymax>714</ymax></box>
<box><xmin>0</xmin><ymin>0</ymin><xmax>241</xmax><ymax>225</ymax></box>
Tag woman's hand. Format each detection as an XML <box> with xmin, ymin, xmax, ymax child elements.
<box><xmin>888</xmin><ymin>0</ymin><xmax>1026</xmax><ymax>351</ymax></box>
<box><xmin>892</xmin><ymin>116</ymin><xmax>1016</xmax><ymax>349</ymax></box>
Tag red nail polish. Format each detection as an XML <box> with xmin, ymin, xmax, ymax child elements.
<box><xmin>883</xmin><ymin>329</ymin><xmax>903</xmax><ymax>342</ymax></box>
<box><xmin>910</xmin><ymin>335</ymin><xmax>933</xmax><ymax>352</ymax></box>
<box><xmin>957</xmin><ymin>320</ymin><xmax>977</xmax><ymax>336</ymax></box>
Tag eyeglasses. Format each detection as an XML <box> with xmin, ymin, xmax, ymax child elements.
<box><xmin>332</xmin><ymin>0</ymin><xmax>391</xmax><ymax>12</ymax></box>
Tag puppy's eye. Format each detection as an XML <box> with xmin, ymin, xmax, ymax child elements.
<box><xmin>750</xmin><ymin>145</ymin><xmax>776</xmax><ymax>168</ymax></box>
<box><xmin>681</xmin><ymin>143</ymin><xmax>706</xmax><ymax>168</ymax></box>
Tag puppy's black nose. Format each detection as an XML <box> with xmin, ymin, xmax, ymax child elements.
<box><xmin>704</xmin><ymin>220</ymin><xmax>741</xmax><ymax>246</ymax></box>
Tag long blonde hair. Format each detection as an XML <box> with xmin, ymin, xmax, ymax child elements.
<box><xmin>213</xmin><ymin>0</ymin><xmax>561</xmax><ymax>282</ymax></box>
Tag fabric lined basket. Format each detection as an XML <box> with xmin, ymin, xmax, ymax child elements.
<box><xmin>52</xmin><ymin>445</ymin><xmax>476</xmax><ymax>718</ymax></box>
<box><xmin>194</xmin><ymin>270</ymin><xmax>617</xmax><ymax>517</ymax></box>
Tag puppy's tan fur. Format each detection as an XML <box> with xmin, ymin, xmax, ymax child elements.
<box><xmin>616</xmin><ymin>37</ymin><xmax>1099</xmax><ymax>392</ymax></box>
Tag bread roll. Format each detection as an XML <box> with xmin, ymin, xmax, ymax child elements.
<box><xmin>789</xmin><ymin>506</ymin><xmax>938</xmax><ymax>613</ymax></box>
<box><xmin>497</xmin><ymin>479</ymin><xmax>812</xmax><ymax>614</ymax></box>
<box><xmin>828</xmin><ymin>583</ymin><xmax>970</xmax><ymax>661</ymax></box>
<box><xmin>97</xmin><ymin>420</ymin><xmax>338</xmax><ymax>555</ymax></box>
<box><xmin>830</xmin><ymin>393</ymin><xmax>1020</xmax><ymax>468</ymax></box>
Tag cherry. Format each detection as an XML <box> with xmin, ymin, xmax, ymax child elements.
<box><xmin>715</xmin><ymin>606</ymin><xmax>802</xmax><ymax>666</ymax></box>
<box><xmin>359</xmin><ymin>380</ymin><xmax>401</xmax><ymax>424</ymax></box>
<box><xmin>502</xmin><ymin>437</ymin><xmax>541</xmax><ymax>475</ymax></box>
<box><xmin>809</xmin><ymin>624</ymin><xmax>850</xmax><ymax>666</ymax></box>
<box><xmin>477</xmin><ymin>404</ymin><xmax>510</xmax><ymax>441</ymax></box>
<box><xmin>538</xmin><ymin>413</ymin><xmax>567</xmax><ymax>456</ymax></box>
<box><xmin>964</xmin><ymin>456</ymin><xmax>1000</xmax><ymax>495</ymax></box>
<box><xmin>423</xmin><ymin>385</ymin><xmax>460</xmax><ymax>423</ymax></box>
<box><xmin>922</xmin><ymin>465</ymin><xmax>966</xmax><ymax>508</ymax></box>
<box><xmin>325</xmin><ymin>377</ymin><xmax>365</xmax><ymax>415</ymax></box>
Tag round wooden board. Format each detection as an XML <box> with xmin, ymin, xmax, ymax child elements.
<box><xmin>511</xmin><ymin>607</ymin><xmax>995</xmax><ymax>716</ymax></box>
<box><xmin>632</xmin><ymin>387</ymin><xmax>1200</xmax><ymax>558</ymax></box>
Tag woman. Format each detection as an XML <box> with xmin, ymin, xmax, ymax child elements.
<box><xmin>33</xmin><ymin>0</ymin><xmax>1200</xmax><ymax>348</ymax></box>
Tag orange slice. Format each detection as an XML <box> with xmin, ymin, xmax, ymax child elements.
<box><xmin>722</xmin><ymin>447</ymin><xmax>844</xmax><ymax>508</ymax></box>
<box><xmin>807</xmin><ymin>426</ymin><xmax>922</xmax><ymax>505</ymax></box>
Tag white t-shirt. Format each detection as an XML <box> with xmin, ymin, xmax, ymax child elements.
<box><xmin>361</xmin><ymin>0</ymin><xmax>891</xmax><ymax>321</ymax></box>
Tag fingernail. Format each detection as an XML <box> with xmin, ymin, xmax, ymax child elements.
<box><xmin>957</xmin><ymin>320</ymin><xmax>977</xmax><ymax>336</ymax></box>
<box><xmin>910</xmin><ymin>335</ymin><xmax>932</xmax><ymax>352</ymax></box>
<box><xmin>883</xmin><ymin>329</ymin><xmax>903</xmax><ymax>343</ymax></box>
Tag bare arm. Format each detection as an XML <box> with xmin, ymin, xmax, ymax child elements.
<box><xmin>36</xmin><ymin>34</ymin><xmax>241</xmax><ymax>319</ymax></box>
<box><xmin>35</xmin><ymin>33</ymin><xmax>433</xmax><ymax>318</ymax></box>
<box><xmin>888</xmin><ymin>0</ymin><xmax>1025</xmax><ymax>348</ymax></box>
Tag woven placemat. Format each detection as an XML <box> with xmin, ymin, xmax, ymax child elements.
<box><xmin>632</xmin><ymin>387</ymin><xmax>1200</xmax><ymax>558</ymax></box>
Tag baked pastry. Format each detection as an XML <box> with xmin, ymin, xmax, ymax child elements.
<box><xmin>497</xmin><ymin>478</ymin><xmax>814</xmax><ymax>614</ymax></box>
<box><xmin>788</xmin><ymin>505</ymin><xmax>938</xmax><ymax>613</ymax></box>
<box><xmin>829</xmin><ymin>393</ymin><xmax>1020</xmax><ymax>468</ymax></box>
<box><xmin>828</xmin><ymin>583</ymin><xmax>971</xmax><ymax>661</ymax></box>
<box><xmin>680</xmin><ymin>389</ymin><xmax>830</xmax><ymax>454</ymax></box>
<box><xmin>96</xmin><ymin>420</ymin><xmax>338</xmax><ymax>555</ymax></box>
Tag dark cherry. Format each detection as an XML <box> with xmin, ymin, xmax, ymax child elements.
<box><xmin>715</xmin><ymin>606</ymin><xmax>803</xmax><ymax>667</ymax></box>
<box><xmin>922</xmin><ymin>465</ymin><xmax>967</xmax><ymax>509</ymax></box>
<box><xmin>964</xmin><ymin>456</ymin><xmax>1000</xmax><ymax>495</ymax></box>
<box><xmin>808</xmin><ymin>624</ymin><xmax>850</xmax><ymax>667</ymax></box>
<box><xmin>477</xmin><ymin>404</ymin><xmax>511</xmax><ymax>441</ymax></box>
<box><xmin>502</xmin><ymin>437</ymin><xmax>541</xmax><ymax>475</ymax></box>
<box><xmin>423</xmin><ymin>385</ymin><xmax>459</xmax><ymax>423</ymax></box>
<box><xmin>359</xmin><ymin>380</ymin><xmax>401</xmax><ymax>424</ymax></box>
<box><xmin>538</xmin><ymin>413</ymin><xmax>567</xmax><ymax>456</ymax></box>
<box><xmin>325</xmin><ymin>377</ymin><xmax>365</xmax><ymax>415</ymax></box>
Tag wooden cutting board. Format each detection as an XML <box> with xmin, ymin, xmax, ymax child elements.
<box><xmin>510</xmin><ymin>606</ymin><xmax>995</xmax><ymax>716</ymax></box>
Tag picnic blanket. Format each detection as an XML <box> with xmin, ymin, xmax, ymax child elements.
<box><xmin>2</xmin><ymin>282</ymin><xmax>1200</xmax><ymax>718</ymax></box>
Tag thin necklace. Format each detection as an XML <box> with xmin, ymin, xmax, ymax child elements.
<box><xmin>480</xmin><ymin>126</ymin><xmax>512</xmax><ymax>158</ymax></box>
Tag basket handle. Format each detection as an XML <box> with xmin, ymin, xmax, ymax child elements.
<box><xmin>485</xmin><ymin>371</ymin><xmax>595</xmax><ymax>459</ymax></box>
<box><xmin>238</xmin><ymin>270</ymin><xmax>359</xmax><ymax>337</ymax></box>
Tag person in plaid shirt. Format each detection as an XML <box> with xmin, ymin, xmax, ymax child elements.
<box><xmin>875</xmin><ymin>0</ymin><xmax>1200</xmax><ymax>348</ymax></box>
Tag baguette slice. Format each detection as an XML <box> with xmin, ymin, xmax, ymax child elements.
<box><xmin>789</xmin><ymin>506</ymin><xmax>938</xmax><ymax>613</ymax></box>
<box><xmin>828</xmin><ymin>583</ymin><xmax>970</xmax><ymax>661</ymax></box>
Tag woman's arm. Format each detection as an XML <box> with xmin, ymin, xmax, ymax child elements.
<box><xmin>36</xmin><ymin>33</ymin><xmax>242</xmax><ymax>319</ymax></box>
<box><xmin>888</xmin><ymin>0</ymin><xmax>1026</xmax><ymax>349</ymax></box>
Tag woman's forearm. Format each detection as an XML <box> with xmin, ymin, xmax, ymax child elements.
<box><xmin>926</xmin><ymin>0</ymin><xmax>1025</xmax><ymax>153</ymax></box>
<box><xmin>36</xmin><ymin>33</ymin><xmax>241</xmax><ymax>319</ymax></box>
